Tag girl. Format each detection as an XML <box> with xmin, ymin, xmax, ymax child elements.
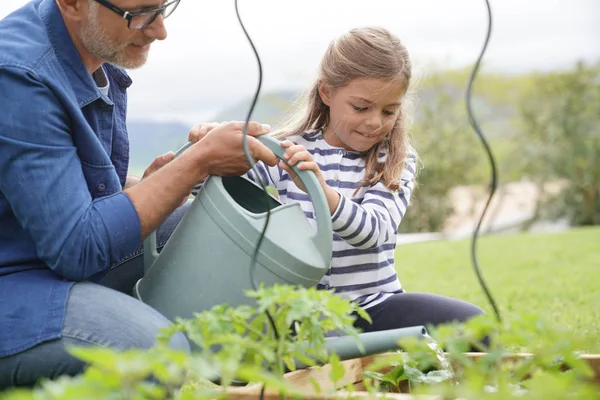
<box><xmin>193</xmin><ymin>26</ymin><xmax>484</xmax><ymax>333</ymax></box>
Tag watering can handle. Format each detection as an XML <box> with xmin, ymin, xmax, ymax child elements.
<box><xmin>143</xmin><ymin>135</ymin><xmax>333</xmax><ymax>274</ymax></box>
<box><xmin>256</xmin><ymin>135</ymin><xmax>333</xmax><ymax>265</ymax></box>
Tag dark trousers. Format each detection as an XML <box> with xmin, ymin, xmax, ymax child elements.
<box><xmin>353</xmin><ymin>292</ymin><xmax>485</xmax><ymax>333</ymax></box>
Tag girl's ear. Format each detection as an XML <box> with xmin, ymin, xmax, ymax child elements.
<box><xmin>318</xmin><ymin>80</ymin><xmax>332</xmax><ymax>106</ymax></box>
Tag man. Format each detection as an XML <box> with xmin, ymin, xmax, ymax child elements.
<box><xmin>0</xmin><ymin>0</ymin><xmax>278</xmax><ymax>388</ymax></box>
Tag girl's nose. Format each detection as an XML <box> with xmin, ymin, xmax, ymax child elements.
<box><xmin>365</xmin><ymin>110</ymin><xmax>383</xmax><ymax>129</ymax></box>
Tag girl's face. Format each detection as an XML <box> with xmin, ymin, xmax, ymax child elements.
<box><xmin>319</xmin><ymin>78</ymin><xmax>405</xmax><ymax>152</ymax></box>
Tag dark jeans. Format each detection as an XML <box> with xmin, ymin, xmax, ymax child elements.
<box><xmin>353</xmin><ymin>292</ymin><xmax>486</xmax><ymax>333</ymax></box>
<box><xmin>352</xmin><ymin>292</ymin><xmax>488</xmax><ymax>351</ymax></box>
<box><xmin>0</xmin><ymin>202</ymin><xmax>192</xmax><ymax>389</ymax></box>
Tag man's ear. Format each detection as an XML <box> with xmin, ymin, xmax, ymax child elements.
<box><xmin>318</xmin><ymin>80</ymin><xmax>332</xmax><ymax>107</ymax></box>
<box><xmin>55</xmin><ymin>0</ymin><xmax>89</xmax><ymax>22</ymax></box>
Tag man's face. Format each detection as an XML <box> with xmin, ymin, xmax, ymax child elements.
<box><xmin>81</xmin><ymin>0</ymin><xmax>169</xmax><ymax>69</ymax></box>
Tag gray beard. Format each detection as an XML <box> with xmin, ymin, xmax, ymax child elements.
<box><xmin>80</xmin><ymin>13</ymin><xmax>148</xmax><ymax>70</ymax></box>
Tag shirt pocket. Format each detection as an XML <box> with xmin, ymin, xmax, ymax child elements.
<box><xmin>80</xmin><ymin>160</ymin><xmax>122</xmax><ymax>199</ymax></box>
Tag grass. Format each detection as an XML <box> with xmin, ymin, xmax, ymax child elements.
<box><xmin>395</xmin><ymin>226</ymin><xmax>600</xmax><ymax>352</ymax></box>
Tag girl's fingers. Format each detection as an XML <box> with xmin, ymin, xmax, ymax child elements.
<box><xmin>278</xmin><ymin>160</ymin><xmax>298</xmax><ymax>180</ymax></box>
<box><xmin>280</xmin><ymin>159</ymin><xmax>318</xmax><ymax>173</ymax></box>
<box><xmin>278</xmin><ymin>159</ymin><xmax>292</xmax><ymax>173</ymax></box>
<box><xmin>283</xmin><ymin>145</ymin><xmax>308</xmax><ymax>160</ymax></box>
<box><xmin>296</xmin><ymin>161</ymin><xmax>319</xmax><ymax>173</ymax></box>
<box><xmin>280</xmin><ymin>140</ymin><xmax>295</xmax><ymax>148</ymax></box>
<box><xmin>287</xmin><ymin>151</ymin><xmax>312</xmax><ymax>166</ymax></box>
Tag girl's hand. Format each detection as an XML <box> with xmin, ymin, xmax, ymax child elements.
<box><xmin>279</xmin><ymin>140</ymin><xmax>340</xmax><ymax>214</ymax></box>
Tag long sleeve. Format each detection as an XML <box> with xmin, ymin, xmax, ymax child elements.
<box><xmin>0</xmin><ymin>67</ymin><xmax>141</xmax><ymax>281</ymax></box>
<box><xmin>330</xmin><ymin>154</ymin><xmax>417</xmax><ymax>249</ymax></box>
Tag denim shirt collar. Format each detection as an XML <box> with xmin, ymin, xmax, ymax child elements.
<box><xmin>105</xmin><ymin>64</ymin><xmax>133</xmax><ymax>90</ymax></box>
<box><xmin>38</xmin><ymin>0</ymin><xmax>132</xmax><ymax>108</ymax></box>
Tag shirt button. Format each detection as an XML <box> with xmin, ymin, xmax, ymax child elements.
<box><xmin>97</xmin><ymin>183</ymin><xmax>106</xmax><ymax>192</ymax></box>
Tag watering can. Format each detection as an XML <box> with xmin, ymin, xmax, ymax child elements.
<box><xmin>134</xmin><ymin>134</ymin><xmax>334</xmax><ymax>321</ymax></box>
<box><xmin>133</xmin><ymin>134</ymin><xmax>428</xmax><ymax>362</ymax></box>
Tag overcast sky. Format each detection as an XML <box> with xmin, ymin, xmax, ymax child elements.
<box><xmin>3</xmin><ymin>0</ymin><xmax>599</xmax><ymax>125</ymax></box>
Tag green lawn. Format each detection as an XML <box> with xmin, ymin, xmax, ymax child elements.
<box><xmin>395</xmin><ymin>226</ymin><xmax>600</xmax><ymax>351</ymax></box>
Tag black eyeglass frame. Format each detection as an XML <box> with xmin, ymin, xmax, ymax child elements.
<box><xmin>93</xmin><ymin>0</ymin><xmax>180</xmax><ymax>30</ymax></box>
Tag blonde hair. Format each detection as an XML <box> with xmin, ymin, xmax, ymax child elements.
<box><xmin>273</xmin><ymin>26</ymin><xmax>417</xmax><ymax>192</ymax></box>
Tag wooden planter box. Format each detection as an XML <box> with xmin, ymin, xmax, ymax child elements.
<box><xmin>223</xmin><ymin>352</ymin><xmax>600</xmax><ymax>399</ymax></box>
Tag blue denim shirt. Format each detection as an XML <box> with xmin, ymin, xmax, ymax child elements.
<box><xmin>0</xmin><ymin>0</ymin><xmax>142</xmax><ymax>357</ymax></box>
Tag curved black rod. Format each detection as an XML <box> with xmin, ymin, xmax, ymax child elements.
<box><xmin>465</xmin><ymin>0</ymin><xmax>502</xmax><ymax>323</ymax></box>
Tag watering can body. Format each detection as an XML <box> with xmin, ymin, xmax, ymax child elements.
<box><xmin>134</xmin><ymin>135</ymin><xmax>333</xmax><ymax>323</ymax></box>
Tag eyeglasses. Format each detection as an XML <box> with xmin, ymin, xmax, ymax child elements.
<box><xmin>93</xmin><ymin>0</ymin><xmax>180</xmax><ymax>30</ymax></box>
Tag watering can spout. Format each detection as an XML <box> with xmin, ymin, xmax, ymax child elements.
<box><xmin>325</xmin><ymin>326</ymin><xmax>428</xmax><ymax>360</ymax></box>
<box><xmin>288</xmin><ymin>325</ymin><xmax>429</xmax><ymax>371</ymax></box>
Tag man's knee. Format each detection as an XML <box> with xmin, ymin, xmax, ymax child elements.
<box><xmin>64</xmin><ymin>282</ymin><xmax>190</xmax><ymax>352</ymax></box>
<box><xmin>0</xmin><ymin>283</ymin><xmax>191</xmax><ymax>389</ymax></box>
<box><xmin>0</xmin><ymin>337</ymin><xmax>86</xmax><ymax>389</ymax></box>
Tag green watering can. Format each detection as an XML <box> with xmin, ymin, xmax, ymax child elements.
<box><xmin>134</xmin><ymin>134</ymin><xmax>427</xmax><ymax>362</ymax></box>
<box><xmin>134</xmin><ymin>135</ymin><xmax>333</xmax><ymax>319</ymax></box>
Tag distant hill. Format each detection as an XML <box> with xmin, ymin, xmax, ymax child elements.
<box><xmin>212</xmin><ymin>89</ymin><xmax>301</xmax><ymax>125</ymax></box>
<box><xmin>127</xmin><ymin>120</ymin><xmax>190</xmax><ymax>175</ymax></box>
<box><xmin>127</xmin><ymin>89</ymin><xmax>302</xmax><ymax>175</ymax></box>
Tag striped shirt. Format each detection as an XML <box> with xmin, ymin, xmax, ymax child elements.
<box><xmin>195</xmin><ymin>130</ymin><xmax>417</xmax><ymax>309</ymax></box>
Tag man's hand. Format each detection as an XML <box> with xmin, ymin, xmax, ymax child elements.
<box><xmin>193</xmin><ymin>121</ymin><xmax>279</xmax><ymax>176</ymax></box>
<box><xmin>124</xmin><ymin>151</ymin><xmax>175</xmax><ymax>190</ymax></box>
<box><xmin>124</xmin><ymin>175</ymin><xmax>141</xmax><ymax>189</ymax></box>
<box><xmin>142</xmin><ymin>151</ymin><xmax>175</xmax><ymax>180</ymax></box>
<box><xmin>141</xmin><ymin>151</ymin><xmax>189</xmax><ymax>207</ymax></box>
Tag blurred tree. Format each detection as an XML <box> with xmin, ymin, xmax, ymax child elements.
<box><xmin>513</xmin><ymin>61</ymin><xmax>600</xmax><ymax>226</ymax></box>
<box><xmin>400</xmin><ymin>70</ymin><xmax>488</xmax><ymax>233</ymax></box>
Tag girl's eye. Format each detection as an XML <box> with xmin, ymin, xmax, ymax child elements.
<box><xmin>351</xmin><ymin>104</ymin><xmax>368</xmax><ymax>112</ymax></box>
<box><xmin>352</xmin><ymin>104</ymin><xmax>397</xmax><ymax>116</ymax></box>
